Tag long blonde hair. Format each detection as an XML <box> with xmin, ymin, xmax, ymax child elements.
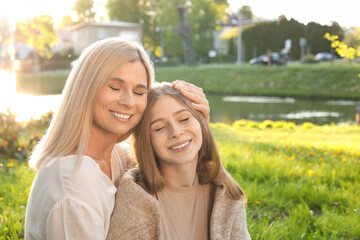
<box><xmin>29</xmin><ymin>38</ymin><xmax>154</xmax><ymax>170</ymax></box>
<box><xmin>134</xmin><ymin>83</ymin><xmax>244</xmax><ymax>200</ymax></box>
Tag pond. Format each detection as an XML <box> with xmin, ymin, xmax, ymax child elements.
<box><xmin>208</xmin><ymin>94</ymin><xmax>360</xmax><ymax>125</ymax></box>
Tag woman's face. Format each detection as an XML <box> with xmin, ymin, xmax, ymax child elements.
<box><xmin>92</xmin><ymin>61</ymin><xmax>148</xmax><ymax>139</ymax></box>
<box><xmin>149</xmin><ymin>95</ymin><xmax>203</xmax><ymax>168</ymax></box>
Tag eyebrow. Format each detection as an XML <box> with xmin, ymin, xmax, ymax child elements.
<box><xmin>150</xmin><ymin>109</ymin><xmax>190</xmax><ymax>126</ymax></box>
<box><xmin>109</xmin><ymin>77</ymin><xmax>147</xmax><ymax>90</ymax></box>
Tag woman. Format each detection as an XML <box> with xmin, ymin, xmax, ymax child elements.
<box><xmin>107</xmin><ymin>83</ymin><xmax>250</xmax><ymax>240</ymax></box>
<box><xmin>25</xmin><ymin>38</ymin><xmax>209</xmax><ymax>239</ymax></box>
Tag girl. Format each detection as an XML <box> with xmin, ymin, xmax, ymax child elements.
<box><xmin>25</xmin><ymin>38</ymin><xmax>209</xmax><ymax>239</ymax></box>
<box><xmin>107</xmin><ymin>83</ymin><xmax>250</xmax><ymax>240</ymax></box>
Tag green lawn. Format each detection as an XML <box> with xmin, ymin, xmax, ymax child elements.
<box><xmin>1</xmin><ymin>119</ymin><xmax>359</xmax><ymax>239</ymax></box>
<box><xmin>16</xmin><ymin>62</ymin><xmax>360</xmax><ymax>99</ymax></box>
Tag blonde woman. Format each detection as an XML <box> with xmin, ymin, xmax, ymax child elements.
<box><xmin>25</xmin><ymin>38</ymin><xmax>209</xmax><ymax>240</ymax></box>
<box><xmin>107</xmin><ymin>83</ymin><xmax>250</xmax><ymax>240</ymax></box>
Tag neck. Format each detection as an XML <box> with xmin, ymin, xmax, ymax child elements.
<box><xmin>160</xmin><ymin>160</ymin><xmax>198</xmax><ymax>188</ymax></box>
<box><xmin>86</xmin><ymin>126</ymin><xmax>119</xmax><ymax>163</ymax></box>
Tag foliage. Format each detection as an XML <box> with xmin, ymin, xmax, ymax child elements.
<box><xmin>241</xmin><ymin>18</ymin><xmax>344</xmax><ymax>61</ymax></box>
<box><xmin>15</xmin><ymin>15</ymin><xmax>58</xmax><ymax>58</ymax></box>
<box><xmin>301</xmin><ymin>54</ymin><xmax>316</xmax><ymax>64</ymax></box>
<box><xmin>238</xmin><ymin>5</ymin><xmax>254</xmax><ymax>20</ymax></box>
<box><xmin>325</xmin><ymin>32</ymin><xmax>360</xmax><ymax>61</ymax></box>
<box><xmin>106</xmin><ymin>0</ymin><xmax>227</xmax><ymax>62</ymax></box>
<box><xmin>73</xmin><ymin>0</ymin><xmax>96</xmax><ymax>22</ymax></box>
<box><xmin>0</xmin><ymin>110</ymin><xmax>51</xmax><ymax>164</ymax></box>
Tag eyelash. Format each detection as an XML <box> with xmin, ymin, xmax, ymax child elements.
<box><xmin>110</xmin><ymin>86</ymin><xmax>145</xmax><ymax>96</ymax></box>
<box><xmin>110</xmin><ymin>86</ymin><xmax>119</xmax><ymax>91</ymax></box>
<box><xmin>180</xmin><ymin>117</ymin><xmax>189</xmax><ymax>122</ymax></box>
<box><xmin>155</xmin><ymin>126</ymin><xmax>165</xmax><ymax>132</ymax></box>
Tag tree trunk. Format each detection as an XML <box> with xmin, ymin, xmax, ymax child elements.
<box><xmin>173</xmin><ymin>6</ymin><xmax>196</xmax><ymax>66</ymax></box>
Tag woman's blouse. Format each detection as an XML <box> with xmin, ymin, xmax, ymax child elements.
<box><xmin>25</xmin><ymin>143</ymin><xmax>133</xmax><ymax>240</ymax></box>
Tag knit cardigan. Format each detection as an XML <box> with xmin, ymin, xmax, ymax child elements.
<box><xmin>107</xmin><ymin>168</ymin><xmax>251</xmax><ymax>240</ymax></box>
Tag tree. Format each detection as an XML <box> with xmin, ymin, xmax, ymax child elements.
<box><xmin>106</xmin><ymin>0</ymin><xmax>227</xmax><ymax>65</ymax></box>
<box><xmin>73</xmin><ymin>0</ymin><xmax>96</xmax><ymax>22</ymax></box>
<box><xmin>239</xmin><ymin>5</ymin><xmax>253</xmax><ymax>20</ymax></box>
<box><xmin>325</xmin><ymin>31</ymin><xmax>360</xmax><ymax>61</ymax></box>
<box><xmin>15</xmin><ymin>15</ymin><xmax>58</xmax><ymax>68</ymax></box>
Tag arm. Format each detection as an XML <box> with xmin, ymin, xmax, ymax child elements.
<box><xmin>46</xmin><ymin>197</ymin><xmax>105</xmax><ymax>240</ymax></box>
<box><xmin>231</xmin><ymin>200</ymin><xmax>251</xmax><ymax>240</ymax></box>
<box><xmin>172</xmin><ymin>80</ymin><xmax>210</xmax><ymax>121</ymax></box>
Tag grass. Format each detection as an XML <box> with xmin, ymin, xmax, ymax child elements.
<box><xmin>16</xmin><ymin>62</ymin><xmax>360</xmax><ymax>99</ymax></box>
<box><xmin>211</xmin><ymin>120</ymin><xmax>360</xmax><ymax>239</ymax></box>
<box><xmin>1</xmin><ymin>119</ymin><xmax>360</xmax><ymax>239</ymax></box>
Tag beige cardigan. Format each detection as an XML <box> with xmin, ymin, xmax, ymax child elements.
<box><xmin>107</xmin><ymin>169</ymin><xmax>251</xmax><ymax>240</ymax></box>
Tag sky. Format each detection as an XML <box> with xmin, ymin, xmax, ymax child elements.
<box><xmin>228</xmin><ymin>0</ymin><xmax>359</xmax><ymax>28</ymax></box>
<box><xmin>0</xmin><ymin>0</ymin><xmax>358</xmax><ymax>28</ymax></box>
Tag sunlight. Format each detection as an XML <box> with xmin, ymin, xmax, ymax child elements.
<box><xmin>0</xmin><ymin>69</ymin><xmax>61</xmax><ymax>122</ymax></box>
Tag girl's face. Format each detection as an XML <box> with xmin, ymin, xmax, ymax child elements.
<box><xmin>149</xmin><ymin>95</ymin><xmax>203</xmax><ymax>168</ymax></box>
<box><xmin>92</xmin><ymin>61</ymin><xmax>148</xmax><ymax>139</ymax></box>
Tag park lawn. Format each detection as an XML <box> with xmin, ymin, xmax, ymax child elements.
<box><xmin>212</xmin><ymin>120</ymin><xmax>360</xmax><ymax>239</ymax></box>
<box><xmin>1</xmin><ymin>120</ymin><xmax>360</xmax><ymax>239</ymax></box>
<box><xmin>16</xmin><ymin>62</ymin><xmax>360</xmax><ymax>99</ymax></box>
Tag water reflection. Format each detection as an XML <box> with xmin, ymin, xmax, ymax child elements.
<box><xmin>209</xmin><ymin>95</ymin><xmax>359</xmax><ymax>125</ymax></box>
<box><xmin>0</xmin><ymin>70</ymin><xmax>61</xmax><ymax>122</ymax></box>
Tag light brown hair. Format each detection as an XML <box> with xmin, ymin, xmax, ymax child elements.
<box><xmin>30</xmin><ymin>38</ymin><xmax>154</xmax><ymax>170</ymax></box>
<box><xmin>134</xmin><ymin>82</ymin><xmax>244</xmax><ymax>200</ymax></box>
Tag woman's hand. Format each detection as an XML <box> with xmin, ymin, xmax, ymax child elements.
<box><xmin>172</xmin><ymin>80</ymin><xmax>210</xmax><ymax>121</ymax></box>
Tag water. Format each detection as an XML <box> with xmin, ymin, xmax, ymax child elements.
<box><xmin>208</xmin><ymin>94</ymin><xmax>360</xmax><ymax>125</ymax></box>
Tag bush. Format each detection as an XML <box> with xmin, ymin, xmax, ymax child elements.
<box><xmin>0</xmin><ymin>110</ymin><xmax>51</xmax><ymax>164</ymax></box>
<box><xmin>301</xmin><ymin>54</ymin><xmax>317</xmax><ymax>64</ymax></box>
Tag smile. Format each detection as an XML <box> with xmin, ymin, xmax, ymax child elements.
<box><xmin>109</xmin><ymin>111</ymin><xmax>131</xmax><ymax>120</ymax></box>
<box><xmin>170</xmin><ymin>140</ymin><xmax>191</xmax><ymax>151</ymax></box>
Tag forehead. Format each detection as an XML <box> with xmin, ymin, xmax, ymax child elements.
<box><xmin>150</xmin><ymin>95</ymin><xmax>187</xmax><ymax>118</ymax></box>
<box><xmin>111</xmin><ymin>61</ymin><xmax>148</xmax><ymax>85</ymax></box>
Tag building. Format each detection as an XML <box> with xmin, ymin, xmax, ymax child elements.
<box><xmin>66</xmin><ymin>21</ymin><xmax>143</xmax><ymax>55</ymax></box>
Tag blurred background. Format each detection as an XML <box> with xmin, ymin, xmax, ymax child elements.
<box><xmin>0</xmin><ymin>0</ymin><xmax>359</xmax><ymax>124</ymax></box>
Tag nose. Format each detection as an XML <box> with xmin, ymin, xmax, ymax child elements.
<box><xmin>118</xmin><ymin>90</ymin><xmax>135</xmax><ymax>108</ymax></box>
<box><xmin>169</xmin><ymin>122</ymin><xmax>184</xmax><ymax>138</ymax></box>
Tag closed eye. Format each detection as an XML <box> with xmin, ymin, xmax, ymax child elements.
<box><xmin>110</xmin><ymin>86</ymin><xmax>120</xmax><ymax>91</ymax></box>
<box><xmin>155</xmin><ymin>126</ymin><xmax>165</xmax><ymax>132</ymax></box>
<box><xmin>180</xmin><ymin>118</ymin><xmax>189</xmax><ymax>122</ymax></box>
<box><xmin>134</xmin><ymin>92</ymin><xmax>145</xmax><ymax>96</ymax></box>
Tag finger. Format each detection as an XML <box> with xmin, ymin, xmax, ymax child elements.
<box><xmin>180</xmin><ymin>88</ymin><xmax>208</xmax><ymax>105</ymax></box>
<box><xmin>172</xmin><ymin>80</ymin><xmax>205</xmax><ymax>97</ymax></box>
<box><xmin>192</xmin><ymin>102</ymin><xmax>210</xmax><ymax>121</ymax></box>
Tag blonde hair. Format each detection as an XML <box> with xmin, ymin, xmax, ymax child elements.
<box><xmin>29</xmin><ymin>38</ymin><xmax>154</xmax><ymax>170</ymax></box>
<box><xmin>134</xmin><ymin>82</ymin><xmax>244</xmax><ymax>200</ymax></box>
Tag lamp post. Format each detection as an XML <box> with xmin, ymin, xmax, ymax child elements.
<box><xmin>237</xmin><ymin>11</ymin><xmax>242</xmax><ymax>65</ymax></box>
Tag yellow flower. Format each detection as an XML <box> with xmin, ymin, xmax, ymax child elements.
<box><xmin>308</xmin><ymin>170</ymin><xmax>314</xmax><ymax>177</ymax></box>
<box><xmin>321</xmin><ymin>162</ymin><xmax>327</xmax><ymax>166</ymax></box>
<box><xmin>255</xmin><ymin>201</ymin><xmax>260</xmax><ymax>205</ymax></box>
<box><xmin>0</xmin><ymin>197</ymin><xmax>3</xmax><ymax>200</ymax></box>
<box><xmin>318</xmin><ymin>157</ymin><xmax>323</xmax><ymax>162</ymax></box>
<box><xmin>308</xmin><ymin>163</ymin><xmax>312</xmax><ymax>167</ymax></box>
<box><xmin>7</xmin><ymin>163</ymin><xmax>14</xmax><ymax>168</ymax></box>
<box><xmin>3</xmin><ymin>216</ymin><xmax>7</xmax><ymax>221</ymax></box>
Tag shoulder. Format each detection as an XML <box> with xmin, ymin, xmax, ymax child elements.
<box><xmin>114</xmin><ymin>142</ymin><xmax>136</xmax><ymax>169</ymax></box>
<box><xmin>108</xmin><ymin>168</ymin><xmax>161</xmax><ymax>239</ymax></box>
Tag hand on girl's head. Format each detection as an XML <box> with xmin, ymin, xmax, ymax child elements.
<box><xmin>172</xmin><ymin>80</ymin><xmax>210</xmax><ymax>121</ymax></box>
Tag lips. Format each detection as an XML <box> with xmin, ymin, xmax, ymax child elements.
<box><xmin>169</xmin><ymin>140</ymin><xmax>192</xmax><ymax>151</ymax></box>
<box><xmin>109</xmin><ymin>110</ymin><xmax>132</xmax><ymax>120</ymax></box>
